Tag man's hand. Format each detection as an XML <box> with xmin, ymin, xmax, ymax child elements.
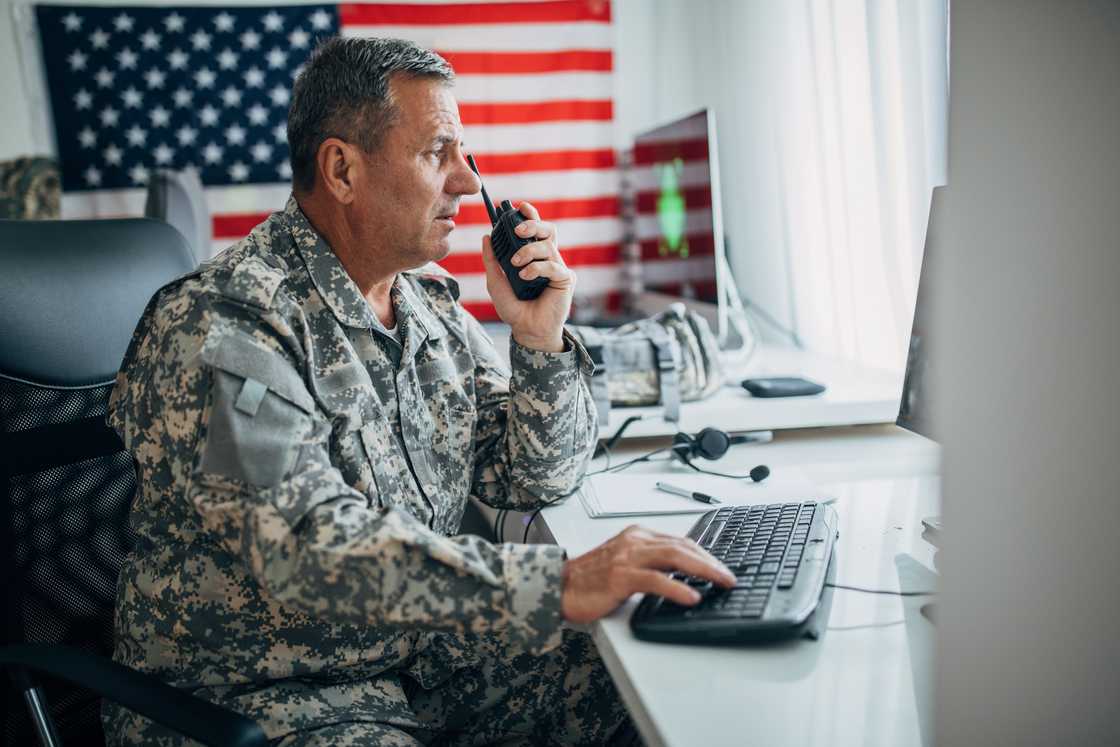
<box><xmin>481</xmin><ymin>202</ymin><xmax>574</xmax><ymax>353</ymax></box>
<box><xmin>560</xmin><ymin>525</ymin><xmax>736</xmax><ymax>624</ymax></box>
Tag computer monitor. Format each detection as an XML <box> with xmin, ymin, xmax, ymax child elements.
<box><xmin>896</xmin><ymin>186</ymin><xmax>943</xmax><ymax>441</ymax></box>
<box><xmin>630</xmin><ymin>109</ymin><xmax>729</xmax><ymax>341</ymax></box>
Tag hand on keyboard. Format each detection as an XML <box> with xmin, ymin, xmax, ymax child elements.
<box><xmin>560</xmin><ymin>525</ymin><xmax>736</xmax><ymax>624</ymax></box>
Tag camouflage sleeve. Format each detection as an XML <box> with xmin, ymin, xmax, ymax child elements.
<box><xmin>132</xmin><ymin>297</ymin><xmax>568</xmax><ymax>654</ymax></box>
<box><xmin>466</xmin><ymin>314</ymin><xmax>599</xmax><ymax>510</ymax></box>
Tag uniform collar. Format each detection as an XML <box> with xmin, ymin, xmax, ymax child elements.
<box><xmin>284</xmin><ymin>196</ymin><xmax>445</xmax><ymax>344</ymax></box>
<box><xmin>395</xmin><ymin>272</ymin><xmax>446</xmax><ymax>344</ymax></box>
<box><xmin>284</xmin><ymin>195</ymin><xmax>379</xmax><ymax>329</ymax></box>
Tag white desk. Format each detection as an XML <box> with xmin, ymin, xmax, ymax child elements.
<box><xmin>540</xmin><ymin>425</ymin><xmax>940</xmax><ymax>747</ymax></box>
<box><xmin>598</xmin><ymin>345</ymin><xmax>904</xmax><ymax>436</ymax></box>
<box><xmin>483</xmin><ymin>322</ymin><xmax>903</xmax><ymax>436</ymax></box>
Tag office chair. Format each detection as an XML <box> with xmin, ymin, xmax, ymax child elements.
<box><xmin>0</xmin><ymin>219</ymin><xmax>267</xmax><ymax>747</ymax></box>
<box><xmin>144</xmin><ymin>169</ymin><xmax>209</xmax><ymax>265</ymax></box>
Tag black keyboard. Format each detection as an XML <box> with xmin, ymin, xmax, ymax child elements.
<box><xmin>630</xmin><ymin>501</ymin><xmax>839</xmax><ymax>644</ymax></box>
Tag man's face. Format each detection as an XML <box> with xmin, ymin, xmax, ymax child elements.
<box><xmin>353</xmin><ymin>75</ymin><xmax>480</xmax><ymax>269</ymax></box>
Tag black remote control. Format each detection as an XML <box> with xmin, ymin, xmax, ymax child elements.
<box><xmin>467</xmin><ymin>155</ymin><xmax>550</xmax><ymax>301</ymax></box>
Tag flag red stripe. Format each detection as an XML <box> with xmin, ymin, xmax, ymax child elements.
<box><xmin>436</xmin><ymin>49</ymin><xmax>613</xmax><ymax>74</ymax></box>
<box><xmin>213</xmin><ymin>213</ymin><xmax>268</xmax><ymax>238</ymax></box>
<box><xmin>631</xmin><ymin>137</ymin><xmax>709</xmax><ymax>166</ymax></box>
<box><xmin>460</xmin><ymin>99</ymin><xmax>612</xmax><ymax>125</ymax></box>
<box><xmin>340</xmin><ymin>1</ymin><xmax>612</xmax><ymax>27</ymax></box>
<box><xmin>469</xmin><ymin>148</ymin><xmax>616</xmax><ymax>174</ymax></box>
<box><xmin>438</xmin><ymin>242</ymin><xmax>620</xmax><ymax>273</ymax></box>
<box><xmin>635</xmin><ymin>186</ymin><xmax>712</xmax><ymax>214</ymax></box>
<box><xmin>639</xmin><ymin>233</ymin><xmax>716</xmax><ymax>260</ymax></box>
<box><xmin>458</xmin><ymin>195</ymin><xmax>618</xmax><ymax>225</ymax></box>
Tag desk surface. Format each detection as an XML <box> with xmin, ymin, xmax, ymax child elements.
<box><xmin>540</xmin><ymin>425</ymin><xmax>940</xmax><ymax>747</ymax></box>
<box><xmin>484</xmin><ymin>323</ymin><xmax>902</xmax><ymax>436</ymax></box>
<box><xmin>599</xmin><ymin>345</ymin><xmax>904</xmax><ymax>436</ymax></box>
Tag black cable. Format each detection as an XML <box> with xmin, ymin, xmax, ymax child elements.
<box><xmin>678</xmin><ymin>455</ymin><xmax>762</xmax><ymax>481</ymax></box>
<box><xmin>591</xmin><ymin>414</ymin><xmax>646</xmax><ymax>459</ymax></box>
<box><xmin>825</xmin><ymin>582</ymin><xmax>937</xmax><ymax>597</ymax></box>
<box><xmin>494</xmin><ymin>508</ymin><xmax>507</xmax><ymax>543</ymax></box>
<box><xmin>585</xmin><ymin>445</ymin><xmax>675</xmax><ymax>477</ymax></box>
<box><xmin>522</xmin><ymin>491</ymin><xmax>570</xmax><ymax>544</ymax></box>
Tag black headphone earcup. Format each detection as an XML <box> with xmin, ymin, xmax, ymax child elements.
<box><xmin>695</xmin><ymin>427</ymin><xmax>731</xmax><ymax>461</ymax></box>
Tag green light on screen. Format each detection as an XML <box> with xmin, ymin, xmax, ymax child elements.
<box><xmin>656</xmin><ymin>157</ymin><xmax>689</xmax><ymax>258</ymax></box>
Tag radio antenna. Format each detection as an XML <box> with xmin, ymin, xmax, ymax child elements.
<box><xmin>466</xmin><ymin>155</ymin><xmax>499</xmax><ymax>227</ymax></box>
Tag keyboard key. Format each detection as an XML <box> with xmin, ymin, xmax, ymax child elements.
<box><xmin>761</xmin><ymin>562</ymin><xmax>780</xmax><ymax>573</ymax></box>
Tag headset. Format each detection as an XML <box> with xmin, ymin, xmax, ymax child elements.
<box><xmin>516</xmin><ymin>421</ymin><xmax>770</xmax><ymax>543</ymax></box>
<box><xmin>590</xmin><ymin>419</ymin><xmax>770</xmax><ymax>483</ymax></box>
<box><xmin>670</xmin><ymin>428</ymin><xmax>771</xmax><ymax>482</ymax></box>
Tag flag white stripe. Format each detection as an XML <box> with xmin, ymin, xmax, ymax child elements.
<box><xmin>453</xmin><ymin>72</ymin><xmax>612</xmax><ymax>103</ymax></box>
<box><xmin>342</xmin><ymin>23</ymin><xmax>613</xmax><ymax>52</ymax></box>
<box><xmin>465</xmin><ymin>121</ymin><xmax>615</xmax><ymax>153</ymax></box>
<box><xmin>463</xmin><ymin>168</ymin><xmax>620</xmax><ymax>201</ymax></box>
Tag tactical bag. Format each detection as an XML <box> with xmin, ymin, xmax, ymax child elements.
<box><xmin>569</xmin><ymin>304</ymin><xmax>723</xmax><ymax>423</ymax></box>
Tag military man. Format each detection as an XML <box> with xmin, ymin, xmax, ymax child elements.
<box><xmin>104</xmin><ymin>37</ymin><xmax>735</xmax><ymax>745</ymax></box>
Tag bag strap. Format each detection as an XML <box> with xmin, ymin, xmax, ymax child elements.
<box><xmin>638</xmin><ymin>320</ymin><xmax>680</xmax><ymax>422</ymax></box>
<box><xmin>576</xmin><ymin>327</ymin><xmax>612</xmax><ymax>423</ymax></box>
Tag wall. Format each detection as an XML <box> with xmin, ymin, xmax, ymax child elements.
<box><xmin>932</xmin><ymin>0</ymin><xmax>1120</xmax><ymax>742</ymax></box>
<box><xmin>3</xmin><ymin>0</ymin><xmax>945</xmax><ymax>365</ymax></box>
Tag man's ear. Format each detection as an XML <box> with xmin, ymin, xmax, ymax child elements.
<box><xmin>316</xmin><ymin>137</ymin><xmax>358</xmax><ymax>205</ymax></box>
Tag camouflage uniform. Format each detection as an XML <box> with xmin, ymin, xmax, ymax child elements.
<box><xmin>102</xmin><ymin>196</ymin><xmax>627</xmax><ymax>745</ymax></box>
<box><xmin>0</xmin><ymin>155</ymin><xmax>61</xmax><ymax>219</ymax></box>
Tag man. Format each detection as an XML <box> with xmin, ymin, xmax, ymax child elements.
<box><xmin>105</xmin><ymin>37</ymin><xmax>734</xmax><ymax>745</ymax></box>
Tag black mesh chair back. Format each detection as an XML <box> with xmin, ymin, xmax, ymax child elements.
<box><xmin>1</xmin><ymin>218</ymin><xmax>195</xmax><ymax>746</ymax></box>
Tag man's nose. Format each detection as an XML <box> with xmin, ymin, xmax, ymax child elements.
<box><xmin>448</xmin><ymin>153</ymin><xmax>482</xmax><ymax>197</ymax></box>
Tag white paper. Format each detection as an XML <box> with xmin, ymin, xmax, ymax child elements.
<box><xmin>577</xmin><ymin>468</ymin><xmax>820</xmax><ymax>518</ymax></box>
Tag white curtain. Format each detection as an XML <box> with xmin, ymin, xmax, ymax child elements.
<box><xmin>767</xmin><ymin>0</ymin><xmax>948</xmax><ymax>371</ymax></box>
<box><xmin>617</xmin><ymin>0</ymin><xmax>948</xmax><ymax>372</ymax></box>
<box><xmin>720</xmin><ymin>0</ymin><xmax>948</xmax><ymax>372</ymax></box>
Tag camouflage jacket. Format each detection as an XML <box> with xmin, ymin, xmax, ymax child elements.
<box><xmin>105</xmin><ymin>196</ymin><xmax>596</xmax><ymax>738</ymax></box>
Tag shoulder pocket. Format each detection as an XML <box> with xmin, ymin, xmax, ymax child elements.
<box><xmin>198</xmin><ymin>329</ymin><xmax>314</xmax><ymax>486</ymax></box>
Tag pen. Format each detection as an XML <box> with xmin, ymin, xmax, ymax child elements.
<box><xmin>655</xmin><ymin>481</ymin><xmax>722</xmax><ymax>505</ymax></box>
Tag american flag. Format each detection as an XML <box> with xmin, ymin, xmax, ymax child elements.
<box><xmin>34</xmin><ymin>1</ymin><xmax>621</xmax><ymax>321</ymax></box>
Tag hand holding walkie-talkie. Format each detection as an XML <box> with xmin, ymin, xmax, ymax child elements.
<box><xmin>466</xmin><ymin>155</ymin><xmax>551</xmax><ymax>301</ymax></box>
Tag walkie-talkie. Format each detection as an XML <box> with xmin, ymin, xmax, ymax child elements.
<box><xmin>466</xmin><ymin>155</ymin><xmax>550</xmax><ymax>301</ymax></box>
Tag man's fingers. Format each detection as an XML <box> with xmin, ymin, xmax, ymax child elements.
<box><xmin>633</xmin><ymin>544</ymin><xmax>735</xmax><ymax>587</ymax></box>
<box><xmin>510</xmin><ymin>241</ymin><xmax>559</xmax><ymax>266</ymax></box>
<box><xmin>513</xmin><ymin>218</ymin><xmax>555</xmax><ymax>243</ymax></box>
<box><xmin>517</xmin><ymin>201</ymin><xmax>541</xmax><ymax>221</ymax></box>
<box><xmin>629</xmin><ymin>569</ymin><xmax>703</xmax><ymax>607</ymax></box>
<box><xmin>518</xmin><ymin>260</ymin><xmax>573</xmax><ymax>285</ymax></box>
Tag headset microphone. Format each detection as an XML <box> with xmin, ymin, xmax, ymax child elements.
<box><xmin>748</xmin><ymin>465</ymin><xmax>770</xmax><ymax>483</ymax></box>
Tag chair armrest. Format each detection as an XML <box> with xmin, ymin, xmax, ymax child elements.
<box><xmin>0</xmin><ymin>644</ymin><xmax>268</xmax><ymax>747</ymax></box>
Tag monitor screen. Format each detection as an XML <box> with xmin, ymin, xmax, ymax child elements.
<box><xmin>897</xmin><ymin>187</ymin><xmax>942</xmax><ymax>440</ymax></box>
<box><xmin>630</xmin><ymin>109</ymin><xmax>724</xmax><ymax>307</ymax></box>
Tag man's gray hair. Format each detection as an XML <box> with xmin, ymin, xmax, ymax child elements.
<box><xmin>287</xmin><ymin>37</ymin><xmax>454</xmax><ymax>193</ymax></box>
